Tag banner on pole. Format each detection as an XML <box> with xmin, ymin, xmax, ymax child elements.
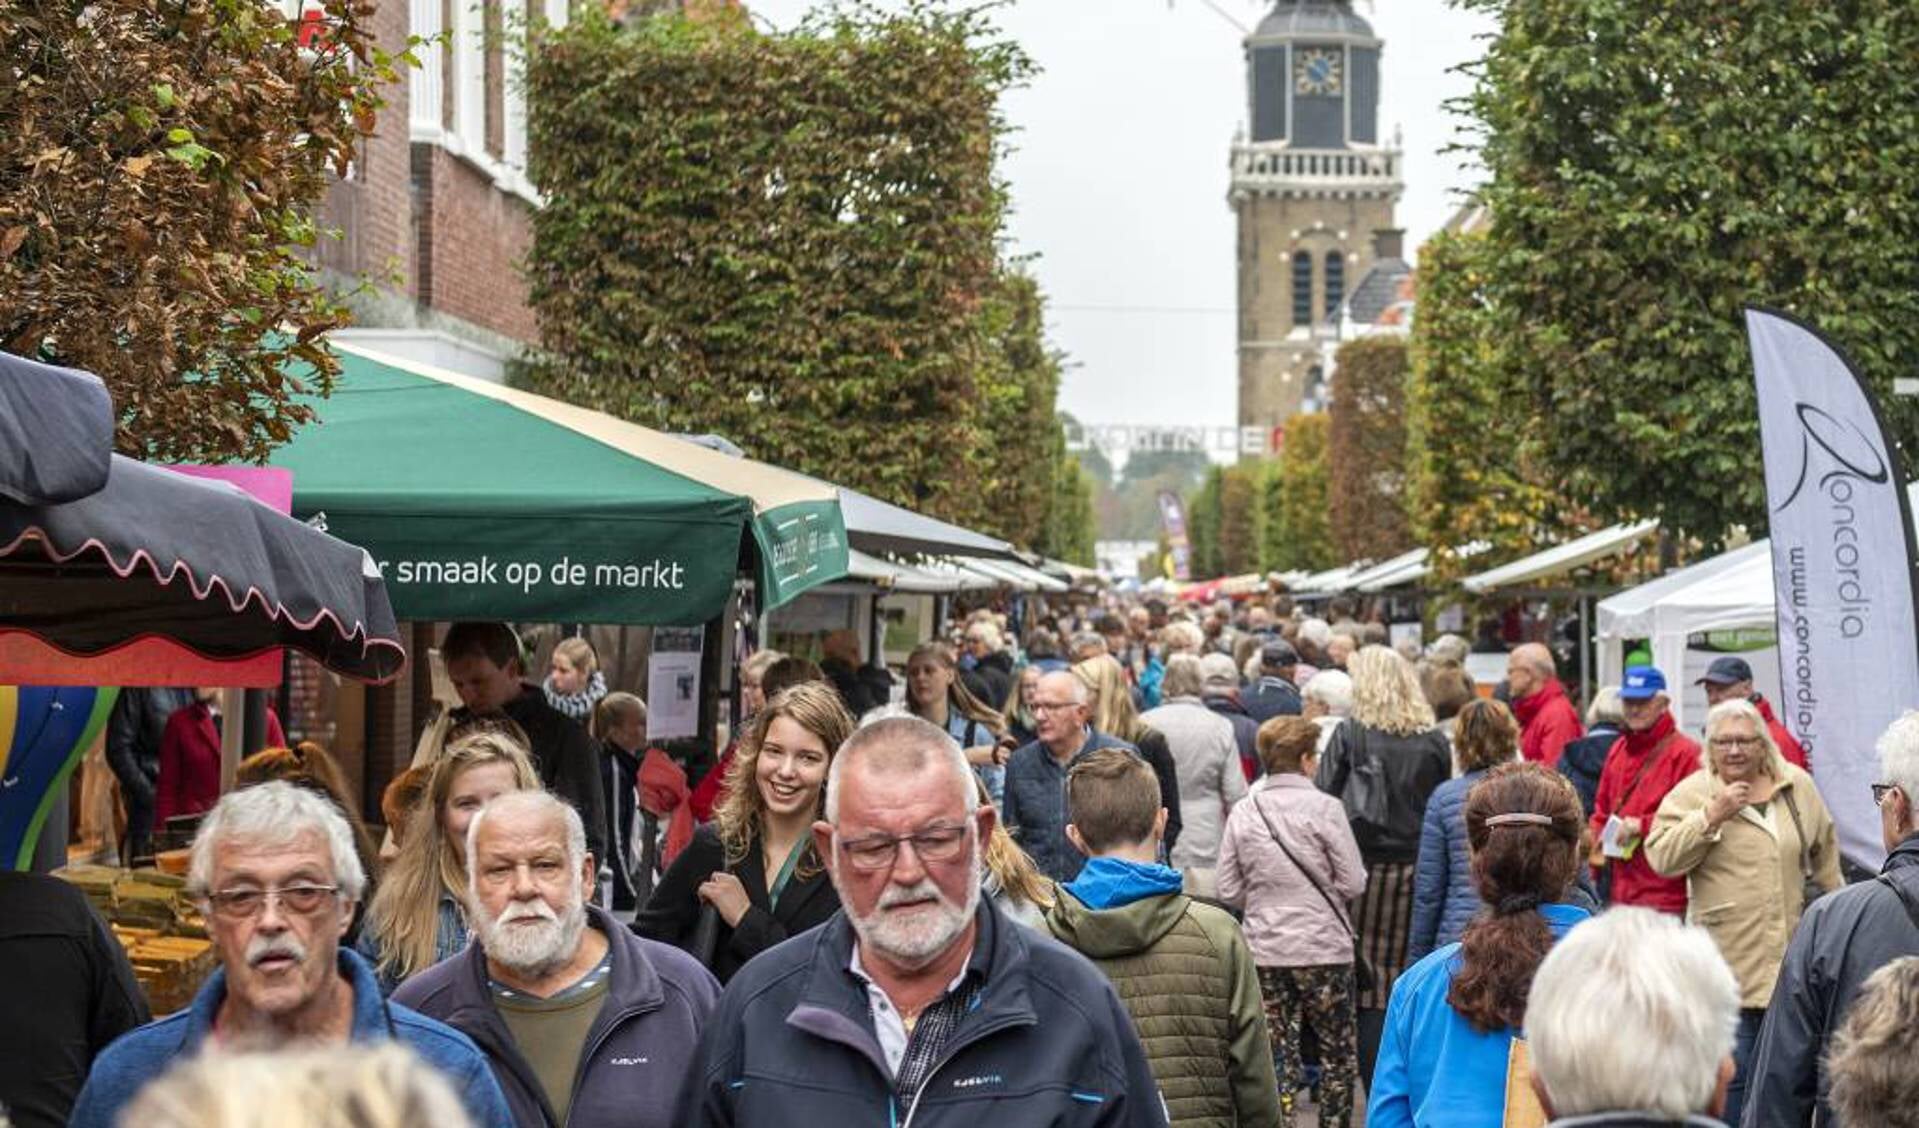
<box><xmin>1747</xmin><ymin>307</ymin><xmax>1919</xmax><ymax>867</ymax></box>
<box><xmin>1156</xmin><ymin>490</ymin><xmax>1192</xmax><ymax>581</ymax></box>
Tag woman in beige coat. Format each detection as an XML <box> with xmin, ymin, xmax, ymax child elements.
<box><xmin>1646</xmin><ymin>697</ymin><xmax>1842</xmax><ymax>1126</ymax></box>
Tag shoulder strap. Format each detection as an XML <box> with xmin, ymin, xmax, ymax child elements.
<box><xmin>1251</xmin><ymin>794</ymin><xmax>1357</xmax><ymax>939</ymax></box>
<box><xmin>1877</xmin><ymin>870</ymin><xmax>1919</xmax><ymax>932</ymax></box>
<box><xmin>1780</xmin><ymin>787</ymin><xmax>1815</xmax><ymax>880</ymax></box>
<box><xmin>1616</xmin><ymin>731</ymin><xmax>1678</xmax><ymax>811</ymax></box>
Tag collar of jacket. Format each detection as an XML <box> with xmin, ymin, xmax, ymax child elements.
<box><xmin>1252</xmin><ymin>773</ymin><xmax>1317</xmax><ymax>794</ymax></box>
<box><xmin>439</xmin><ymin>905</ymin><xmax>667</xmax><ymax>1125</ymax></box>
<box><xmin>181</xmin><ymin>946</ymin><xmax>394</xmax><ymax>1053</ymax></box>
<box><xmin>1512</xmin><ymin>678</ymin><xmax>1568</xmax><ymax>726</ymax></box>
<box><xmin>784</xmin><ymin>899</ymin><xmax>1031</xmax><ymax>1082</ymax></box>
<box><xmin>1203</xmin><ymin>693</ymin><xmax>1249</xmax><ymax>716</ymax></box>
<box><xmin>1885</xmin><ymin>833</ymin><xmax>1919</xmax><ymax>873</ymax></box>
<box><xmin>1546</xmin><ymin>1114</ymin><xmax>1727</xmax><ymax>1128</ymax></box>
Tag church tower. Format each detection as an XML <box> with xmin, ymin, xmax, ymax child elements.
<box><xmin>1232</xmin><ymin>0</ymin><xmax>1403</xmax><ymax>442</ymax></box>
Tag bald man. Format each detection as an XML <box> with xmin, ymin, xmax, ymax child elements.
<box><xmin>1506</xmin><ymin>643</ymin><xmax>1584</xmax><ymax>767</ymax></box>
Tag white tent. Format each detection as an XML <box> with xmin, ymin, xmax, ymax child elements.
<box><xmin>1594</xmin><ymin>542</ymin><xmax>1777</xmax><ymax>732</ymax></box>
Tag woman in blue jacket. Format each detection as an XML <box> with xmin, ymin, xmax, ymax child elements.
<box><xmin>1368</xmin><ymin>763</ymin><xmax>1591</xmax><ymax>1128</ymax></box>
<box><xmin>1409</xmin><ymin>699</ymin><xmax>1521</xmax><ymax>959</ymax></box>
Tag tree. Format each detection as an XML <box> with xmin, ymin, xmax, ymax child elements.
<box><xmin>1408</xmin><ymin>229</ymin><xmax>1570</xmax><ymax>578</ymax></box>
<box><xmin>1037</xmin><ymin>444</ymin><xmax>1097</xmax><ymax>567</ymax></box>
<box><xmin>1454</xmin><ymin>0</ymin><xmax>1919</xmax><ymax>546</ymax></box>
<box><xmin>521</xmin><ymin>6</ymin><xmax>1037</xmax><ymax>536</ymax></box>
<box><xmin>1216</xmin><ymin>463</ymin><xmax>1260</xmax><ymax>576</ymax></box>
<box><xmin>1328</xmin><ymin>337</ymin><xmax>1413</xmax><ymax>561</ymax></box>
<box><xmin>1269</xmin><ymin>412</ymin><xmax>1336</xmax><ymax>572</ymax></box>
<box><xmin>968</xmin><ymin>269</ymin><xmax>1065</xmax><ymax>546</ymax></box>
<box><xmin>0</xmin><ymin>0</ymin><xmax>404</xmax><ymax>461</ymax></box>
<box><xmin>1185</xmin><ymin>466</ymin><xmax>1224</xmax><ymax>580</ymax></box>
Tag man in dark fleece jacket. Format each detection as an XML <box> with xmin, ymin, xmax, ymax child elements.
<box><xmin>689</xmin><ymin>716</ymin><xmax>1164</xmax><ymax>1127</ymax></box>
<box><xmin>444</xmin><ymin>621</ymin><xmax>607</xmax><ymax>863</ymax></box>
<box><xmin>1045</xmin><ymin>748</ymin><xmax>1277</xmax><ymax>1128</ymax></box>
<box><xmin>396</xmin><ymin>791</ymin><xmax>717</xmax><ymax>1127</ymax></box>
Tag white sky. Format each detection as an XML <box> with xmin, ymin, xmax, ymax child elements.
<box><xmin>750</xmin><ymin>0</ymin><xmax>1497</xmax><ymax>432</ymax></box>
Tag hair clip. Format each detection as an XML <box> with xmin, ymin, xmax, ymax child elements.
<box><xmin>1484</xmin><ymin>812</ymin><xmax>1553</xmax><ymax>828</ymax></box>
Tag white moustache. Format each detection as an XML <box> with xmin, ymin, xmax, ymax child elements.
<box><xmin>877</xmin><ymin>880</ymin><xmax>944</xmax><ymax>910</ymax></box>
<box><xmin>246</xmin><ymin>936</ymin><xmax>307</xmax><ymax>967</ymax></box>
<box><xmin>498</xmin><ymin>899</ymin><xmax>560</xmax><ymax>924</ymax></box>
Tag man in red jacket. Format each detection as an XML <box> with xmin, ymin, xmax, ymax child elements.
<box><xmin>1507</xmin><ymin>643</ymin><xmax>1584</xmax><ymax>767</ymax></box>
<box><xmin>1696</xmin><ymin>655</ymin><xmax>1808</xmax><ymax>768</ymax></box>
<box><xmin>1588</xmin><ymin>666</ymin><xmax>1698</xmax><ymax>915</ymax></box>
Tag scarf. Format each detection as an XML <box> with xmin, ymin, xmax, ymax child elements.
<box><xmin>543</xmin><ymin>669</ymin><xmax>606</xmax><ymax>721</ymax></box>
<box><xmin>1511</xmin><ymin>677</ymin><xmax>1566</xmax><ymax>728</ymax></box>
<box><xmin>637</xmin><ymin>747</ymin><xmax>695</xmax><ymax>866</ymax></box>
<box><xmin>1621</xmin><ymin>709</ymin><xmax>1677</xmax><ymax>758</ymax></box>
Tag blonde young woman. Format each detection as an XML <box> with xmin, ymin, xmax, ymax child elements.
<box><xmin>356</xmin><ymin>727</ymin><xmax>539</xmax><ymax>993</ymax></box>
<box><xmin>1069</xmin><ymin>655</ymin><xmax>1185</xmax><ymax>865</ymax></box>
<box><xmin>542</xmin><ymin>635</ymin><xmax>607</xmax><ymax>723</ymax></box>
<box><xmin>635</xmin><ymin>682</ymin><xmax>854</xmax><ymax>983</ymax></box>
<box><xmin>1314</xmin><ymin>644</ymin><xmax>1452</xmax><ymax>1084</ymax></box>
<box><xmin>886</xmin><ymin>641</ymin><xmax>1011</xmax><ymax>804</ymax></box>
<box><xmin>1646</xmin><ymin>697</ymin><xmax>1842</xmax><ymax>1126</ymax></box>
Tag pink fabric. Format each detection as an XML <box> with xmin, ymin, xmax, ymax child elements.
<box><xmin>155</xmin><ymin>701</ymin><xmax>286</xmax><ymax>821</ymax></box>
<box><xmin>1216</xmin><ymin>774</ymin><xmax>1368</xmax><ymax>967</ymax></box>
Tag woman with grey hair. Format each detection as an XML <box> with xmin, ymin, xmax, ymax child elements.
<box><xmin>1557</xmin><ymin>686</ymin><xmax>1625</xmax><ymax>819</ymax></box>
<box><xmin>1827</xmin><ymin>956</ymin><xmax>1919</xmax><ymax>1128</ymax></box>
<box><xmin>1645</xmin><ymin>698</ymin><xmax>1843</xmax><ymax>1126</ymax></box>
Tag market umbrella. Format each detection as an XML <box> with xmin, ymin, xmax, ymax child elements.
<box><xmin>266</xmin><ymin>343</ymin><xmax>848</xmax><ymax>624</ymax></box>
<box><xmin>0</xmin><ymin>351</ymin><xmax>113</xmax><ymax>506</ymax></box>
<box><xmin>0</xmin><ymin>455</ymin><xmax>406</xmax><ymax>686</ymax></box>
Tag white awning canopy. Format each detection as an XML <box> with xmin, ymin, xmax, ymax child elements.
<box><xmin>1461</xmin><ymin>519</ymin><xmax>1660</xmax><ymax>593</ymax></box>
<box><xmin>1346</xmin><ymin>548</ymin><xmax>1431</xmax><ymax>593</ymax></box>
<box><xmin>845</xmin><ymin>549</ymin><xmax>969</xmax><ymax>594</ymax></box>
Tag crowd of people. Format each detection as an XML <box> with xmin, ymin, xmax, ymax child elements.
<box><xmin>11</xmin><ymin>595</ymin><xmax>1919</xmax><ymax>1128</ymax></box>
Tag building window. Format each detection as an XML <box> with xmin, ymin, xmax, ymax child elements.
<box><xmin>1291</xmin><ymin>250</ymin><xmax>1313</xmax><ymax>327</ymax></box>
<box><xmin>1325</xmin><ymin>251</ymin><xmax>1345</xmax><ymax>322</ymax></box>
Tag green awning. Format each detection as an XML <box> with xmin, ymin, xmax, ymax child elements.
<box><xmin>268</xmin><ymin>343</ymin><xmax>847</xmax><ymax>624</ymax></box>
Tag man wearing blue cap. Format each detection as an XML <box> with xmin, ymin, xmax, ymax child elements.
<box><xmin>1587</xmin><ymin>666</ymin><xmax>1700</xmax><ymax>914</ymax></box>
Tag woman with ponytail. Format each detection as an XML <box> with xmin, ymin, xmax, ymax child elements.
<box><xmin>1367</xmin><ymin>762</ymin><xmax>1591</xmax><ymax>1128</ymax></box>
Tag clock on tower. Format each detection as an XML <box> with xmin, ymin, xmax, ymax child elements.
<box><xmin>1294</xmin><ymin>48</ymin><xmax>1343</xmax><ymax>96</ymax></box>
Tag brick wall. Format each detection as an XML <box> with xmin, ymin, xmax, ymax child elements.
<box><xmin>414</xmin><ymin>145</ymin><xmax>538</xmax><ymax>345</ymax></box>
<box><xmin>312</xmin><ymin>0</ymin><xmax>415</xmax><ymax>297</ymax></box>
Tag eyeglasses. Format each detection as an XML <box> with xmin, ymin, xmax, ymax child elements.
<box><xmin>1708</xmin><ymin>736</ymin><xmax>1762</xmax><ymax>750</ymax></box>
<box><xmin>1873</xmin><ymin>783</ymin><xmax>1899</xmax><ymax>806</ymax></box>
<box><xmin>1029</xmin><ymin>701</ymin><xmax>1080</xmax><ymax>715</ymax></box>
<box><xmin>836</xmin><ymin>823</ymin><xmax>972</xmax><ymax>871</ymax></box>
<box><xmin>203</xmin><ymin>885</ymin><xmax>341</xmax><ymax>920</ymax></box>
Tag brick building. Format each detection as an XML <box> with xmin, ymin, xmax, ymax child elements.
<box><xmin>290</xmin><ymin>0</ymin><xmax>563</xmax><ymax>380</ymax></box>
<box><xmin>1231</xmin><ymin>0</ymin><xmax>1404</xmax><ymax>434</ymax></box>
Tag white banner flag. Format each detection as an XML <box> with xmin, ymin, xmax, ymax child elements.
<box><xmin>1747</xmin><ymin>308</ymin><xmax>1919</xmax><ymax>867</ymax></box>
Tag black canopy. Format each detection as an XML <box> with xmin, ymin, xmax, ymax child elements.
<box><xmin>0</xmin><ymin>454</ymin><xmax>405</xmax><ymax>684</ymax></box>
<box><xmin>0</xmin><ymin>352</ymin><xmax>113</xmax><ymax>507</ymax></box>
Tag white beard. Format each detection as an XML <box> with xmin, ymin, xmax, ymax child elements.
<box><xmin>844</xmin><ymin>852</ymin><xmax>983</xmax><ymax>970</ymax></box>
<box><xmin>477</xmin><ymin>889</ymin><xmax>587</xmax><ymax>978</ymax></box>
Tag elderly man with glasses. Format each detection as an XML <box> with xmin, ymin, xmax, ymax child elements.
<box><xmin>1002</xmin><ymin>670</ymin><xmax>1142</xmax><ymax>883</ymax></box>
<box><xmin>688</xmin><ymin>716</ymin><xmax>1165</xmax><ymax>1127</ymax></box>
<box><xmin>69</xmin><ymin>782</ymin><xmax>512</xmax><ymax>1128</ymax></box>
<box><xmin>1743</xmin><ymin>710</ymin><xmax>1919</xmax><ymax>1127</ymax></box>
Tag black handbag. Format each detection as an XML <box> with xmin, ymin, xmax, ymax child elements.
<box><xmin>687</xmin><ymin>903</ymin><xmax>722</xmax><ymax>968</ymax></box>
<box><xmin>1254</xmin><ymin>797</ymin><xmax>1377</xmax><ymax>993</ymax></box>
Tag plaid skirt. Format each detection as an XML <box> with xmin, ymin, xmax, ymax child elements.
<box><xmin>1353</xmin><ymin>860</ymin><xmax>1416</xmax><ymax>1011</ymax></box>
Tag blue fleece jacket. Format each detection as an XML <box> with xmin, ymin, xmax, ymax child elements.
<box><xmin>1368</xmin><ymin>902</ymin><xmax>1592</xmax><ymax>1128</ymax></box>
<box><xmin>69</xmin><ymin>947</ymin><xmax>513</xmax><ymax>1128</ymax></box>
<box><xmin>1063</xmin><ymin>856</ymin><xmax>1185</xmax><ymax>910</ymax></box>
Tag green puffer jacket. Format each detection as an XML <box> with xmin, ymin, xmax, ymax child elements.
<box><xmin>1046</xmin><ymin>887</ymin><xmax>1279</xmax><ymax>1127</ymax></box>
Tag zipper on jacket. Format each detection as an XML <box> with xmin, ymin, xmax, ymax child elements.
<box><xmin>561</xmin><ymin>997</ymin><xmax>663</xmax><ymax>1126</ymax></box>
<box><xmin>896</xmin><ymin>1013</ymin><xmax>1029</xmax><ymax>1128</ymax></box>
